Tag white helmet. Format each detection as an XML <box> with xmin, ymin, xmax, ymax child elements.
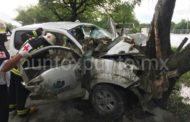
<box><xmin>0</xmin><ymin>21</ymin><xmax>6</xmax><ymax>34</ymax></box>
<box><xmin>43</xmin><ymin>33</ymin><xmax>56</xmax><ymax>45</ymax></box>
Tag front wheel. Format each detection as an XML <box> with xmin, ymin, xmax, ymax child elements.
<box><xmin>91</xmin><ymin>84</ymin><xmax>125</xmax><ymax>119</ymax></box>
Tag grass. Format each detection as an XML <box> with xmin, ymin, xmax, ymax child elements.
<box><xmin>178</xmin><ymin>71</ymin><xmax>190</xmax><ymax>86</ymax></box>
<box><xmin>166</xmin><ymin>72</ymin><xmax>190</xmax><ymax>122</ymax></box>
<box><xmin>166</xmin><ymin>91</ymin><xmax>190</xmax><ymax>122</ymax></box>
<box><xmin>172</xmin><ymin>47</ymin><xmax>177</xmax><ymax>52</ymax></box>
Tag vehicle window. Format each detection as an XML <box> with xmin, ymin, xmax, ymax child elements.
<box><xmin>67</xmin><ymin>27</ymin><xmax>85</xmax><ymax>45</ymax></box>
<box><xmin>69</xmin><ymin>26</ymin><xmax>113</xmax><ymax>43</ymax></box>
<box><xmin>68</xmin><ymin>26</ymin><xmax>113</xmax><ymax>52</ymax></box>
<box><xmin>82</xmin><ymin>26</ymin><xmax>113</xmax><ymax>40</ymax></box>
<box><xmin>14</xmin><ymin>30</ymin><xmax>32</xmax><ymax>50</ymax></box>
<box><xmin>44</xmin><ymin>31</ymin><xmax>81</xmax><ymax>53</ymax></box>
<box><xmin>83</xmin><ymin>27</ymin><xmax>91</xmax><ymax>38</ymax></box>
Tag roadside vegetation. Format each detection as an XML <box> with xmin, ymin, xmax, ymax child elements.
<box><xmin>15</xmin><ymin>0</ymin><xmax>141</xmax><ymax>32</ymax></box>
<box><xmin>166</xmin><ymin>72</ymin><xmax>190</xmax><ymax>122</ymax></box>
<box><xmin>141</xmin><ymin>19</ymin><xmax>190</xmax><ymax>34</ymax></box>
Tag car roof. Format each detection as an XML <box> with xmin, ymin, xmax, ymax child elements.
<box><xmin>16</xmin><ymin>22</ymin><xmax>95</xmax><ymax>30</ymax></box>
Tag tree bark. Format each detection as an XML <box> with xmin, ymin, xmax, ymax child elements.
<box><xmin>145</xmin><ymin>0</ymin><xmax>179</xmax><ymax>104</ymax></box>
<box><xmin>147</xmin><ymin>0</ymin><xmax>190</xmax><ymax>106</ymax></box>
<box><xmin>147</xmin><ymin>0</ymin><xmax>176</xmax><ymax>59</ymax></box>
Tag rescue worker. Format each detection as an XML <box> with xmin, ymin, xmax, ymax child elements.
<box><xmin>9</xmin><ymin>28</ymin><xmax>44</xmax><ymax>116</ymax></box>
<box><xmin>0</xmin><ymin>22</ymin><xmax>10</xmax><ymax>122</ymax></box>
<box><xmin>1</xmin><ymin>33</ymin><xmax>56</xmax><ymax>73</ymax></box>
<box><xmin>1</xmin><ymin>33</ymin><xmax>56</xmax><ymax>116</ymax></box>
<box><xmin>21</xmin><ymin>28</ymin><xmax>43</xmax><ymax>44</ymax></box>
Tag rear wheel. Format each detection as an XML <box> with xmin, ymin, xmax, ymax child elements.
<box><xmin>91</xmin><ymin>84</ymin><xmax>125</xmax><ymax>119</ymax></box>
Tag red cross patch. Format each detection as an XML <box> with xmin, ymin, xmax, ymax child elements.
<box><xmin>0</xmin><ymin>51</ymin><xmax>6</xmax><ymax>58</ymax></box>
<box><xmin>22</xmin><ymin>44</ymin><xmax>32</xmax><ymax>52</ymax></box>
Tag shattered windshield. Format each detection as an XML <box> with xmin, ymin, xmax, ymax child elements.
<box><xmin>68</xmin><ymin>25</ymin><xmax>114</xmax><ymax>41</ymax></box>
<box><xmin>88</xmin><ymin>27</ymin><xmax>113</xmax><ymax>39</ymax></box>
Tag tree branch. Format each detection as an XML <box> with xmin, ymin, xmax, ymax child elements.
<box><xmin>76</xmin><ymin>0</ymin><xmax>88</xmax><ymax>10</ymax></box>
<box><xmin>49</xmin><ymin>5</ymin><xmax>64</xmax><ymax>20</ymax></box>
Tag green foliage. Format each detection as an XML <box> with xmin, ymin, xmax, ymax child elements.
<box><xmin>171</xmin><ymin>20</ymin><xmax>190</xmax><ymax>33</ymax></box>
<box><xmin>171</xmin><ymin>21</ymin><xmax>176</xmax><ymax>31</ymax></box>
<box><xmin>16</xmin><ymin>5</ymin><xmax>58</xmax><ymax>25</ymax></box>
<box><xmin>140</xmin><ymin>23</ymin><xmax>150</xmax><ymax>28</ymax></box>
<box><xmin>171</xmin><ymin>47</ymin><xmax>177</xmax><ymax>52</ymax></box>
<box><xmin>112</xmin><ymin>4</ymin><xmax>135</xmax><ymax>23</ymax></box>
<box><xmin>175</xmin><ymin>19</ymin><xmax>190</xmax><ymax>29</ymax></box>
<box><xmin>178</xmin><ymin>71</ymin><xmax>190</xmax><ymax>87</ymax></box>
<box><xmin>39</xmin><ymin>0</ymin><xmax>98</xmax><ymax>21</ymax></box>
<box><xmin>93</xmin><ymin>2</ymin><xmax>141</xmax><ymax>31</ymax></box>
<box><xmin>6</xmin><ymin>23</ymin><xmax>17</xmax><ymax>30</ymax></box>
<box><xmin>142</xmin><ymin>19</ymin><xmax>190</xmax><ymax>34</ymax></box>
<box><xmin>16</xmin><ymin>0</ymin><xmax>141</xmax><ymax>30</ymax></box>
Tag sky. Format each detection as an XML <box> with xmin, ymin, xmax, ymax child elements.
<box><xmin>134</xmin><ymin>0</ymin><xmax>190</xmax><ymax>23</ymax></box>
<box><xmin>0</xmin><ymin>0</ymin><xmax>38</xmax><ymax>26</ymax></box>
<box><xmin>0</xmin><ymin>0</ymin><xmax>190</xmax><ymax>26</ymax></box>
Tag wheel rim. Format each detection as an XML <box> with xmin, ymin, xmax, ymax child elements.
<box><xmin>94</xmin><ymin>90</ymin><xmax>117</xmax><ymax>112</ymax></box>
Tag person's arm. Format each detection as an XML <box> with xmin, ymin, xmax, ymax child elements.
<box><xmin>0</xmin><ymin>54</ymin><xmax>23</xmax><ymax>72</ymax></box>
<box><xmin>1</xmin><ymin>42</ymin><xmax>33</xmax><ymax>72</ymax></box>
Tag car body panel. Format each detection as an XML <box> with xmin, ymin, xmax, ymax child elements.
<box><xmin>89</xmin><ymin>58</ymin><xmax>139</xmax><ymax>88</ymax></box>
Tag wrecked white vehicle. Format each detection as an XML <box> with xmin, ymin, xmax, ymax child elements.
<box><xmin>9</xmin><ymin>22</ymin><xmax>145</xmax><ymax>119</ymax></box>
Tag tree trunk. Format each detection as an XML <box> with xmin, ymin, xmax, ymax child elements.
<box><xmin>70</xmin><ymin>10</ymin><xmax>78</xmax><ymax>21</ymax></box>
<box><xmin>146</xmin><ymin>0</ymin><xmax>176</xmax><ymax>59</ymax></box>
<box><xmin>146</xmin><ymin>0</ymin><xmax>180</xmax><ymax>104</ymax></box>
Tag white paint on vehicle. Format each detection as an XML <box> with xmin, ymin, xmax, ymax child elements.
<box><xmin>106</xmin><ymin>40</ymin><xmax>139</xmax><ymax>55</ymax></box>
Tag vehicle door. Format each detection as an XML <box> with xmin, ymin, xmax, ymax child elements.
<box><xmin>20</xmin><ymin>46</ymin><xmax>82</xmax><ymax>96</ymax></box>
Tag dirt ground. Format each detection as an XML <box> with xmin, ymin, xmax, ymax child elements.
<box><xmin>9</xmin><ymin>98</ymin><xmax>180</xmax><ymax>122</ymax></box>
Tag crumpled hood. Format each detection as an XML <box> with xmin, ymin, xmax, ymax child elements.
<box><xmin>106</xmin><ymin>39</ymin><xmax>140</xmax><ymax>55</ymax></box>
<box><xmin>103</xmin><ymin>37</ymin><xmax>140</xmax><ymax>56</ymax></box>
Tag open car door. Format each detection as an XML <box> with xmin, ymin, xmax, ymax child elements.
<box><xmin>19</xmin><ymin>46</ymin><xmax>83</xmax><ymax>99</ymax></box>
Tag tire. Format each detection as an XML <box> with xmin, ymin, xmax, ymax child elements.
<box><xmin>91</xmin><ymin>84</ymin><xmax>125</xmax><ymax>119</ymax></box>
